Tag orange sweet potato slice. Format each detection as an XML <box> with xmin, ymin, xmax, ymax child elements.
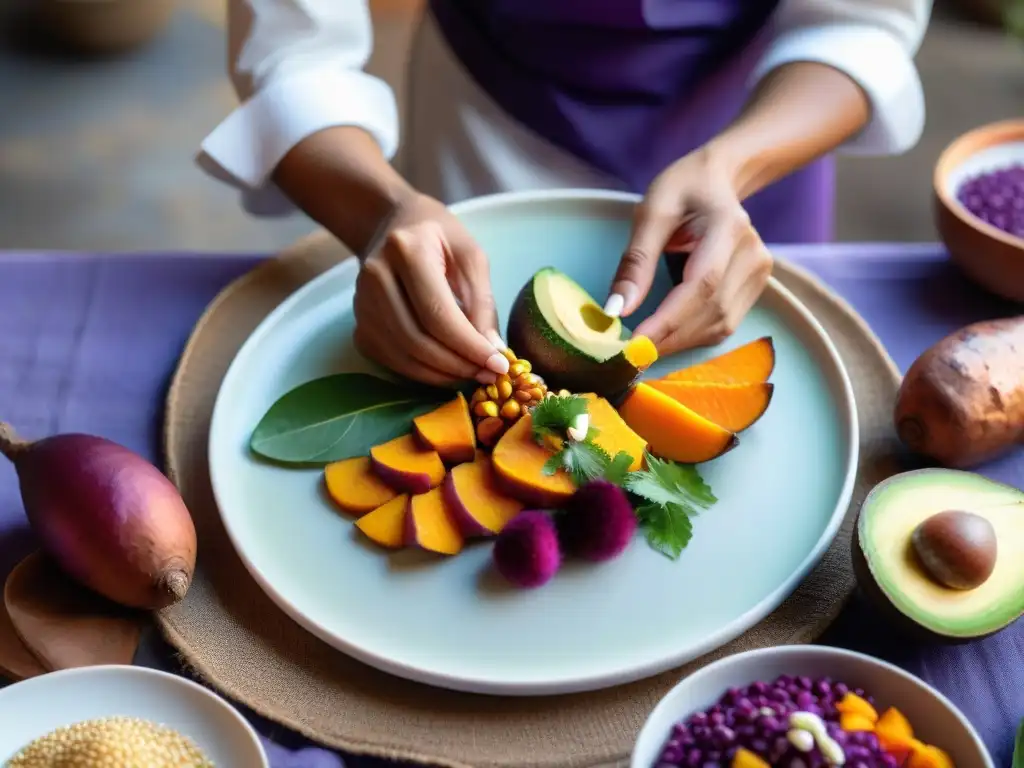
<box><xmin>617</xmin><ymin>383</ymin><xmax>737</xmax><ymax>464</ymax></box>
<box><xmin>444</xmin><ymin>455</ymin><xmax>524</xmax><ymax>537</ymax></box>
<box><xmin>663</xmin><ymin>336</ymin><xmax>775</xmax><ymax>384</ymax></box>
<box><xmin>370</xmin><ymin>434</ymin><xmax>446</xmax><ymax>494</ymax></box>
<box><xmin>836</xmin><ymin>691</ymin><xmax>879</xmax><ymax>722</ymax></box>
<box><xmin>876</xmin><ymin>706</ymin><xmax>914</xmax><ymax>740</ymax></box>
<box><xmin>492</xmin><ymin>414</ymin><xmax>578</xmax><ymax>507</ymax></box>
<box><xmin>877</xmin><ymin>731</ymin><xmax>921</xmax><ymax>765</ymax></box>
<box><xmin>731</xmin><ymin>748</ymin><xmax>771</xmax><ymax>768</ymax></box>
<box><xmin>413</xmin><ymin>393</ymin><xmax>477</xmax><ymax>464</ymax></box>
<box><xmin>645</xmin><ymin>381</ymin><xmax>774</xmax><ymax>432</ymax></box>
<box><xmin>355</xmin><ymin>495</ymin><xmax>409</xmax><ymax>549</ymax></box>
<box><xmin>492</xmin><ymin>395</ymin><xmax>647</xmax><ymax>507</ymax></box>
<box><xmin>579</xmin><ymin>393</ymin><xmax>646</xmax><ymax>471</ymax></box>
<box><xmin>404</xmin><ymin>487</ymin><xmax>463</xmax><ymax>555</ymax></box>
<box><xmin>839</xmin><ymin>713</ymin><xmax>877</xmax><ymax>732</ymax></box>
<box><xmin>908</xmin><ymin>743</ymin><xmax>954</xmax><ymax>768</ymax></box>
<box><xmin>324</xmin><ymin>456</ymin><xmax>398</xmax><ymax>516</ymax></box>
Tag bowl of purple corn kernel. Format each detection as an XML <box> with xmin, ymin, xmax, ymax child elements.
<box><xmin>631</xmin><ymin>645</ymin><xmax>993</xmax><ymax>768</ymax></box>
<box><xmin>934</xmin><ymin>118</ymin><xmax>1024</xmax><ymax>302</ymax></box>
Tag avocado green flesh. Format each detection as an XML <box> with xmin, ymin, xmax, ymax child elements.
<box><xmin>533</xmin><ymin>268</ymin><xmax>626</xmax><ymax>362</ymax></box>
<box><xmin>859</xmin><ymin>468</ymin><xmax>1024</xmax><ymax>637</ymax></box>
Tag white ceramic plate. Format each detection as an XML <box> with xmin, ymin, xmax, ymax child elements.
<box><xmin>208</xmin><ymin>190</ymin><xmax>858</xmax><ymax>696</ymax></box>
<box><xmin>0</xmin><ymin>665</ymin><xmax>268</xmax><ymax>766</ymax></box>
<box><xmin>631</xmin><ymin>645</ymin><xmax>994</xmax><ymax>768</ymax></box>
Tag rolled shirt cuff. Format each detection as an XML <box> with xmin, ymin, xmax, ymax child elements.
<box><xmin>196</xmin><ymin>67</ymin><xmax>399</xmax><ymax>216</ymax></box>
<box><xmin>751</xmin><ymin>22</ymin><xmax>926</xmax><ymax>156</ymax></box>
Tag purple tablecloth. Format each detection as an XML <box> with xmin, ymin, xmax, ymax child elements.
<box><xmin>1</xmin><ymin>244</ymin><xmax>1022</xmax><ymax>767</ymax></box>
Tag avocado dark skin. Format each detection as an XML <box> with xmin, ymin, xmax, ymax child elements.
<box><xmin>505</xmin><ymin>279</ymin><xmax>643</xmax><ymax>402</ymax></box>
<box><xmin>850</xmin><ymin>521</ymin><xmax>981</xmax><ymax>646</ymax></box>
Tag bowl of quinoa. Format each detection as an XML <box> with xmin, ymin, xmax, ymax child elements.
<box><xmin>631</xmin><ymin>645</ymin><xmax>993</xmax><ymax>768</ymax></box>
<box><xmin>933</xmin><ymin>118</ymin><xmax>1024</xmax><ymax>302</ymax></box>
<box><xmin>0</xmin><ymin>665</ymin><xmax>267</xmax><ymax>767</ymax></box>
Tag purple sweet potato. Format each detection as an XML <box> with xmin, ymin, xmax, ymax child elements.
<box><xmin>0</xmin><ymin>422</ymin><xmax>196</xmax><ymax>610</ymax></box>
<box><xmin>370</xmin><ymin>434</ymin><xmax>446</xmax><ymax>494</ymax></box>
<box><xmin>443</xmin><ymin>456</ymin><xmax>524</xmax><ymax>538</ymax></box>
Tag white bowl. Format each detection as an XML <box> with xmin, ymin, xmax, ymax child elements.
<box><xmin>0</xmin><ymin>665</ymin><xmax>268</xmax><ymax>767</ymax></box>
<box><xmin>632</xmin><ymin>646</ymin><xmax>994</xmax><ymax>768</ymax></box>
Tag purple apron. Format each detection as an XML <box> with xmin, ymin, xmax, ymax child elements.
<box><xmin>430</xmin><ymin>0</ymin><xmax>835</xmax><ymax>244</ymax></box>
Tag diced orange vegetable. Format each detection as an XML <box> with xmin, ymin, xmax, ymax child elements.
<box><xmin>836</xmin><ymin>691</ymin><xmax>879</xmax><ymax>722</ymax></box>
<box><xmin>876</xmin><ymin>706</ymin><xmax>915</xmax><ymax>740</ymax></box>
<box><xmin>907</xmin><ymin>743</ymin><xmax>954</xmax><ymax>768</ymax></box>
<box><xmin>878</xmin><ymin>732</ymin><xmax>923</xmax><ymax>766</ymax></box>
<box><xmin>731</xmin><ymin>747</ymin><xmax>771</xmax><ymax>768</ymax></box>
<box><xmin>840</xmin><ymin>713</ymin><xmax>877</xmax><ymax>732</ymax></box>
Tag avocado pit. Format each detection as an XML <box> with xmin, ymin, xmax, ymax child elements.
<box><xmin>853</xmin><ymin>468</ymin><xmax>1024</xmax><ymax>642</ymax></box>
<box><xmin>911</xmin><ymin>509</ymin><xmax>996</xmax><ymax>590</ymax></box>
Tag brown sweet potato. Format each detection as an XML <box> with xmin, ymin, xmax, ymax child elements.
<box><xmin>894</xmin><ymin>317</ymin><xmax>1024</xmax><ymax>468</ymax></box>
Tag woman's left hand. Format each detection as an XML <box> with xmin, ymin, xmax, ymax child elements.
<box><xmin>604</xmin><ymin>145</ymin><xmax>773</xmax><ymax>356</ymax></box>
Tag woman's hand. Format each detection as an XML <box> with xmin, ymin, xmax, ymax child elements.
<box><xmin>353</xmin><ymin>192</ymin><xmax>511</xmax><ymax>387</ymax></box>
<box><xmin>605</xmin><ymin>146</ymin><xmax>773</xmax><ymax>356</ymax></box>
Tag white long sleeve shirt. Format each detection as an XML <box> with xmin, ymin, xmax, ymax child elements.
<box><xmin>197</xmin><ymin>0</ymin><xmax>932</xmax><ymax>217</ymax></box>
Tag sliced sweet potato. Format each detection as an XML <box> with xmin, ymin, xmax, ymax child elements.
<box><xmin>413</xmin><ymin>393</ymin><xmax>477</xmax><ymax>464</ymax></box>
<box><xmin>617</xmin><ymin>383</ymin><xmax>737</xmax><ymax>464</ymax></box>
<box><xmin>492</xmin><ymin>414</ymin><xmax>576</xmax><ymax>507</ymax></box>
<box><xmin>646</xmin><ymin>381</ymin><xmax>773</xmax><ymax>432</ymax></box>
<box><xmin>323</xmin><ymin>456</ymin><xmax>398</xmax><ymax>516</ymax></box>
<box><xmin>731</xmin><ymin>748</ymin><xmax>770</xmax><ymax>768</ymax></box>
<box><xmin>876</xmin><ymin>706</ymin><xmax>914</xmax><ymax>740</ymax></box>
<box><xmin>662</xmin><ymin>336</ymin><xmax>775</xmax><ymax>384</ymax></box>
<box><xmin>839</xmin><ymin>713</ymin><xmax>876</xmax><ymax>732</ymax></box>
<box><xmin>370</xmin><ymin>434</ymin><xmax>445</xmax><ymax>494</ymax></box>
<box><xmin>908</xmin><ymin>743</ymin><xmax>954</xmax><ymax>768</ymax></box>
<box><xmin>355</xmin><ymin>495</ymin><xmax>409</xmax><ymax>549</ymax></box>
<box><xmin>404</xmin><ymin>487</ymin><xmax>463</xmax><ymax>555</ymax></box>
<box><xmin>444</xmin><ymin>455</ymin><xmax>524</xmax><ymax>537</ymax></box>
<box><xmin>877</xmin><ymin>731</ymin><xmax>921</xmax><ymax>765</ymax></box>
<box><xmin>579</xmin><ymin>393</ymin><xmax>646</xmax><ymax>471</ymax></box>
<box><xmin>492</xmin><ymin>394</ymin><xmax>648</xmax><ymax>507</ymax></box>
<box><xmin>836</xmin><ymin>691</ymin><xmax>879</xmax><ymax>722</ymax></box>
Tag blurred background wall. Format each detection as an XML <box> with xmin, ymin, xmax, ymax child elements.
<box><xmin>0</xmin><ymin>0</ymin><xmax>1022</xmax><ymax>252</ymax></box>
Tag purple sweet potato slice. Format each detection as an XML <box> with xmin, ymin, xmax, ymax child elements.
<box><xmin>443</xmin><ymin>455</ymin><xmax>524</xmax><ymax>537</ymax></box>
<box><xmin>370</xmin><ymin>434</ymin><xmax>445</xmax><ymax>494</ymax></box>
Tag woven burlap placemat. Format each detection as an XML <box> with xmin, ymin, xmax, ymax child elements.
<box><xmin>157</xmin><ymin>231</ymin><xmax>904</xmax><ymax>768</ymax></box>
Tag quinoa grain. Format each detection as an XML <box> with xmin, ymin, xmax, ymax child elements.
<box><xmin>7</xmin><ymin>715</ymin><xmax>215</xmax><ymax>767</ymax></box>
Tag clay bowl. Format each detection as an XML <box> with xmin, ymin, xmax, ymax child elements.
<box><xmin>934</xmin><ymin>118</ymin><xmax>1024</xmax><ymax>302</ymax></box>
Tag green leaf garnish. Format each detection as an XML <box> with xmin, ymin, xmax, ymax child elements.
<box><xmin>635</xmin><ymin>502</ymin><xmax>693</xmax><ymax>560</ymax></box>
<box><xmin>530</xmin><ymin>393</ymin><xmax>588</xmax><ymax>443</ymax></box>
<box><xmin>625</xmin><ymin>453</ymin><xmax>717</xmax><ymax>512</ymax></box>
<box><xmin>604</xmin><ymin>451</ymin><xmax>635</xmax><ymax>485</ymax></box>
<box><xmin>624</xmin><ymin>452</ymin><xmax>717</xmax><ymax>560</ymax></box>
<box><xmin>250</xmin><ymin>373</ymin><xmax>450</xmax><ymax>466</ymax></box>
<box><xmin>542</xmin><ymin>440</ymin><xmax>613</xmax><ymax>486</ymax></box>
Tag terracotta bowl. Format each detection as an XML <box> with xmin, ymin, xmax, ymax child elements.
<box><xmin>933</xmin><ymin>118</ymin><xmax>1024</xmax><ymax>302</ymax></box>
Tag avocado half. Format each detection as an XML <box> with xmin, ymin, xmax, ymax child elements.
<box><xmin>853</xmin><ymin>468</ymin><xmax>1024</xmax><ymax>642</ymax></box>
<box><xmin>505</xmin><ymin>267</ymin><xmax>656</xmax><ymax>400</ymax></box>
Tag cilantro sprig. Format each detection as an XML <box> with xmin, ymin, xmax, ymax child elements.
<box><xmin>625</xmin><ymin>454</ymin><xmax>717</xmax><ymax>560</ymax></box>
<box><xmin>530</xmin><ymin>394</ymin><xmax>588</xmax><ymax>443</ymax></box>
<box><xmin>529</xmin><ymin>393</ymin><xmax>717</xmax><ymax>560</ymax></box>
<box><xmin>531</xmin><ymin>394</ymin><xmax>615</xmax><ymax>486</ymax></box>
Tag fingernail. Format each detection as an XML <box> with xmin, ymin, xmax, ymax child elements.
<box><xmin>476</xmin><ymin>370</ymin><xmax>498</xmax><ymax>385</ymax></box>
<box><xmin>604</xmin><ymin>293</ymin><xmax>625</xmax><ymax>318</ymax></box>
<box><xmin>486</xmin><ymin>331</ymin><xmax>507</xmax><ymax>351</ymax></box>
<box><xmin>485</xmin><ymin>352</ymin><xmax>510</xmax><ymax>375</ymax></box>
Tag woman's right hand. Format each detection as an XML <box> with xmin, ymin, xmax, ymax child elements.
<box><xmin>353</xmin><ymin>193</ymin><xmax>511</xmax><ymax>387</ymax></box>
